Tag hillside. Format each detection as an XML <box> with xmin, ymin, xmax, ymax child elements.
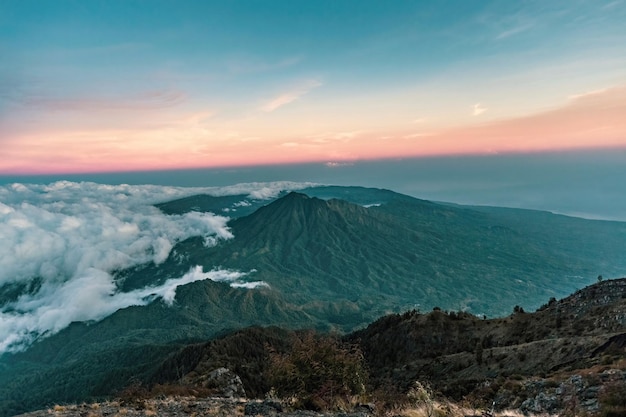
<box><xmin>351</xmin><ymin>278</ymin><xmax>626</xmax><ymax>396</ymax></box>
<box><xmin>2</xmin><ymin>186</ymin><xmax>626</xmax><ymax>416</ymax></box>
<box><xmin>148</xmin><ymin>278</ymin><xmax>626</xmax><ymax>416</ymax></box>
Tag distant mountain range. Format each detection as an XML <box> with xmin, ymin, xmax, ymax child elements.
<box><xmin>2</xmin><ymin>185</ymin><xmax>626</xmax><ymax>416</ymax></box>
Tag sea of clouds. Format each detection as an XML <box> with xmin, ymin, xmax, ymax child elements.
<box><xmin>0</xmin><ymin>180</ymin><xmax>312</xmax><ymax>353</ymax></box>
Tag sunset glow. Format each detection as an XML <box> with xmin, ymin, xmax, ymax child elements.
<box><xmin>1</xmin><ymin>1</ymin><xmax>625</xmax><ymax>175</ymax></box>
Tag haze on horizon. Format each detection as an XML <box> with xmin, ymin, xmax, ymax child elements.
<box><xmin>1</xmin><ymin>0</ymin><xmax>626</xmax><ymax>176</ymax></box>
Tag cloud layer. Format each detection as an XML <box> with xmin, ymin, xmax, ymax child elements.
<box><xmin>0</xmin><ymin>181</ymin><xmax>308</xmax><ymax>353</ymax></box>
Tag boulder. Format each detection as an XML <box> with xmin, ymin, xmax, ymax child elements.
<box><xmin>204</xmin><ymin>367</ymin><xmax>246</xmax><ymax>398</ymax></box>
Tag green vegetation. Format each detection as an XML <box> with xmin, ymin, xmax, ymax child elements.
<box><xmin>3</xmin><ymin>186</ymin><xmax>626</xmax><ymax>416</ymax></box>
<box><xmin>176</xmin><ymin>188</ymin><xmax>626</xmax><ymax>318</ymax></box>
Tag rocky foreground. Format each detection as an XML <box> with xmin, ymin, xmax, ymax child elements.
<box><xmin>13</xmin><ymin>398</ymin><xmax>370</xmax><ymax>417</ymax></box>
<box><xmin>15</xmin><ymin>397</ymin><xmax>527</xmax><ymax>417</ymax></box>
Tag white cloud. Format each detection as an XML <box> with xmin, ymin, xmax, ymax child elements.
<box><xmin>230</xmin><ymin>281</ymin><xmax>270</xmax><ymax>289</ymax></box>
<box><xmin>403</xmin><ymin>132</ymin><xmax>435</xmax><ymax>139</ymax></box>
<box><xmin>0</xmin><ymin>266</ymin><xmax>255</xmax><ymax>353</ymax></box>
<box><xmin>602</xmin><ymin>0</ymin><xmax>622</xmax><ymax>10</ymax></box>
<box><xmin>0</xmin><ymin>181</ymin><xmax>314</xmax><ymax>353</ymax></box>
<box><xmin>495</xmin><ymin>23</ymin><xmax>534</xmax><ymax>40</ymax></box>
<box><xmin>308</xmin><ymin>131</ymin><xmax>361</xmax><ymax>143</ymax></box>
<box><xmin>233</xmin><ymin>200</ymin><xmax>252</xmax><ymax>207</ymax></box>
<box><xmin>260</xmin><ymin>80</ymin><xmax>322</xmax><ymax>112</ymax></box>
<box><xmin>568</xmin><ymin>88</ymin><xmax>609</xmax><ymax>101</ymax></box>
<box><xmin>472</xmin><ymin>102</ymin><xmax>487</xmax><ymax>116</ymax></box>
<box><xmin>226</xmin><ymin>54</ymin><xmax>302</xmax><ymax>74</ymax></box>
<box><xmin>325</xmin><ymin>161</ymin><xmax>355</xmax><ymax>168</ymax></box>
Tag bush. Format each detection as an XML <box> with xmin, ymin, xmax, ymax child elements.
<box><xmin>116</xmin><ymin>380</ymin><xmax>149</xmax><ymax>406</ymax></box>
<box><xmin>599</xmin><ymin>381</ymin><xmax>626</xmax><ymax>417</ymax></box>
<box><xmin>267</xmin><ymin>331</ymin><xmax>367</xmax><ymax>410</ymax></box>
<box><xmin>407</xmin><ymin>381</ymin><xmax>434</xmax><ymax>415</ymax></box>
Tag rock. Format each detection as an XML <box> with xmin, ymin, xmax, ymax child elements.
<box><xmin>204</xmin><ymin>367</ymin><xmax>246</xmax><ymax>398</ymax></box>
<box><xmin>354</xmin><ymin>403</ymin><xmax>375</xmax><ymax>414</ymax></box>
<box><xmin>520</xmin><ymin>392</ymin><xmax>559</xmax><ymax>414</ymax></box>
<box><xmin>582</xmin><ymin>398</ymin><xmax>599</xmax><ymax>412</ymax></box>
<box><xmin>244</xmin><ymin>399</ymin><xmax>283</xmax><ymax>415</ymax></box>
<box><xmin>582</xmin><ymin>386</ymin><xmax>600</xmax><ymax>399</ymax></box>
<box><xmin>567</xmin><ymin>374</ymin><xmax>584</xmax><ymax>393</ymax></box>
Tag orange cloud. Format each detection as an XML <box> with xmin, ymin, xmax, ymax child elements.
<box><xmin>263</xmin><ymin>85</ymin><xmax>626</xmax><ymax>163</ymax></box>
<box><xmin>450</xmin><ymin>85</ymin><xmax>626</xmax><ymax>153</ymax></box>
<box><xmin>353</xmin><ymin>85</ymin><xmax>626</xmax><ymax>159</ymax></box>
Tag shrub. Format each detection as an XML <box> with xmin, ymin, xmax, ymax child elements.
<box><xmin>407</xmin><ymin>381</ymin><xmax>434</xmax><ymax>415</ymax></box>
<box><xmin>267</xmin><ymin>331</ymin><xmax>368</xmax><ymax>410</ymax></box>
<box><xmin>599</xmin><ymin>381</ymin><xmax>626</xmax><ymax>417</ymax></box>
<box><xmin>116</xmin><ymin>381</ymin><xmax>149</xmax><ymax>407</ymax></box>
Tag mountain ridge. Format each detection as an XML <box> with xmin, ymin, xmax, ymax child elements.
<box><xmin>146</xmin><ymin>277</ymin><xmax>626</xmax><ymax>416</ymax></box>
<box><xmin>191</xmin><ymin>188</ymin><xmax>625</xmax><ymax>316</ymax></box>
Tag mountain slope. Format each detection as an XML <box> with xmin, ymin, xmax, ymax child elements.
<box><xmin>182</xmin><ymin>190</ymin><xmax>626</xmax><ymax>317</ymax></box>
<box><xmin>349</xmin><ymin>278</ymin><xmax>626</xmax><ymax>410</ymax></box>
<box><xmin>148</xmin><ymin>279</ymin><xmax>626</xmax><ymax>416</ymax></box>
<box><xmin>151</xmin><ymin>185</ymin><xmax>626</xmax><ymax>315</ymax></box>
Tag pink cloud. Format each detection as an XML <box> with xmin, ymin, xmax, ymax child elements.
<box><xmin>313</xmin><ymin>85</ymin><xmax>626</xmax><ymax>161</ymax></box>
<box><xmin>2</xmin><ymin>85</ymin><xmax>625</xmax><ymax>175</ymax></box>
<box><xmin>456</xmin><ymin>85</ymin><xmax>626</xmax><ymax>152</ymax></box>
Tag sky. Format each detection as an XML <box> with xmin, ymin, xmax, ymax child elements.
<box><xmin>1</xmin><ymin>0</ymin><xmax>626</xmax><ymax>175</ymax></box>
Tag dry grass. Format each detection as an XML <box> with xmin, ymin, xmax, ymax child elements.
<box><xmin>386</xmin><ymin>400</ymin><xmax>465</xmax><ymax>417</ymax></box>
<box><xmin>387</xmin><ymin>400</ymin><xmax>560</xmax><ymax>417</ymax></box>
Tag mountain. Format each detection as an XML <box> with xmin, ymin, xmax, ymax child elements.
<box><xmin>172</xmin><ymin>189</ymin><xmax>626</xmax><ymax>317</ymax></box>
<box><xmin>141</xmin><ymin>278</ymin><xmax>626</xmax><ymax>417</ymax></box>
<box><xmin>2</xmin><ymin>185</ymin><xmax>626</xmax><ymax>416</ymax></box>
